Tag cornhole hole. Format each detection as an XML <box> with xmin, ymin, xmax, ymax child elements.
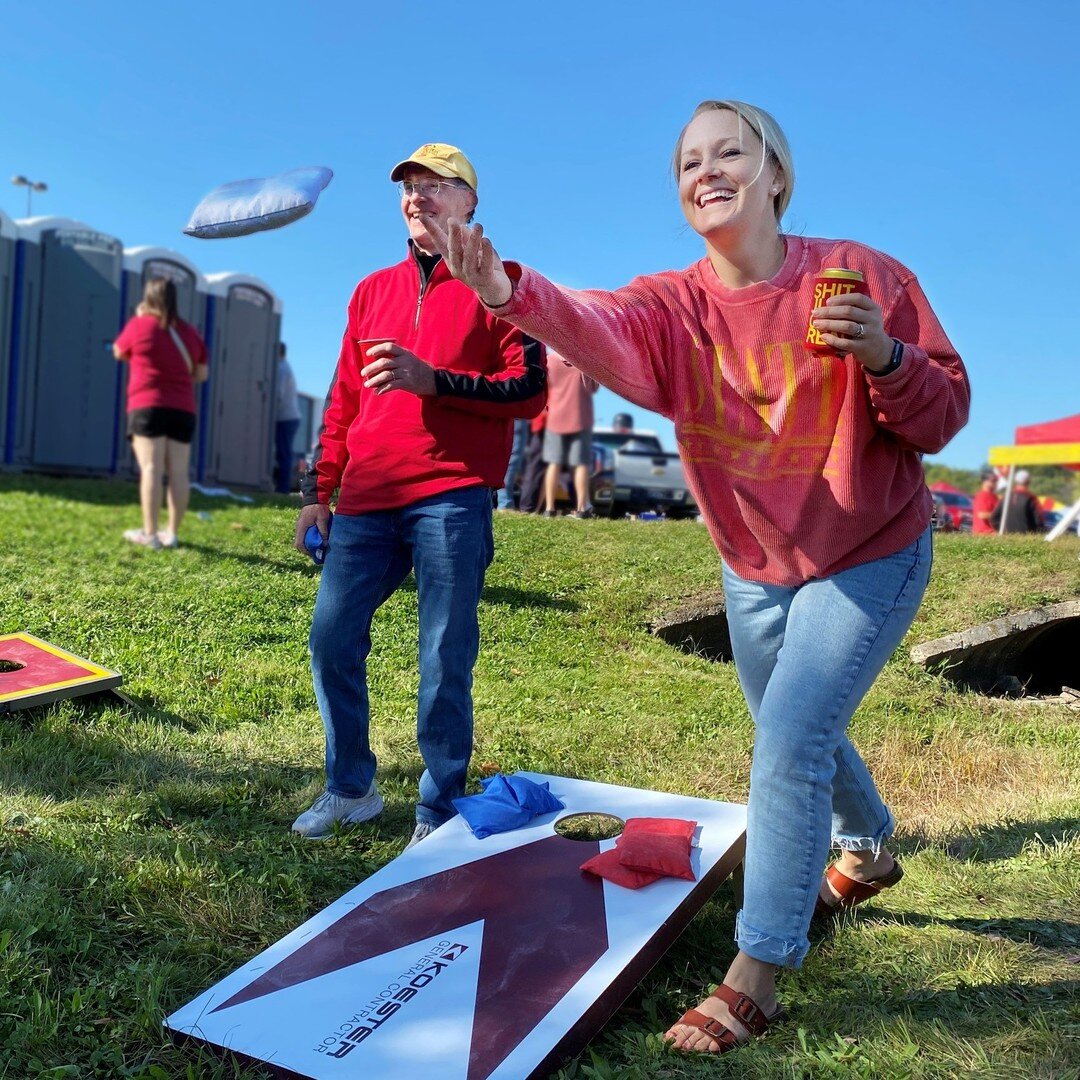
<box><xmin>166</xmin><ymin>773</ymin><xmax>746</xmax><ymax>1079</ymax></box>
<box><xmin>0</xmin><ymin>633</ymin><xmax>123</xmax><ymax>713</ymax></box>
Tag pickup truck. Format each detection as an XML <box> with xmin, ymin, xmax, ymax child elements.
<box><xmin>589</xmin><ymin>428</ymin><xmax>697</xmax><ymax>518</ymax></box>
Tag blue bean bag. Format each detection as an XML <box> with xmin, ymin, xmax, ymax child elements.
<box><xmin>184</xmin><ymin>166</ymin><xmax>333</xmax><ymax>238</ymax></box>
<box><xmin>452</xmin><ymin>773</ymin><xmax>565</xmax><ymax>839</ymax></box>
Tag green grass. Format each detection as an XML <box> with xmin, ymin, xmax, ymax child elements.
<box><xmin>1</xmin><ymin>473</ymin><xmax>1078</xmax><ymax>1079</ymax></box>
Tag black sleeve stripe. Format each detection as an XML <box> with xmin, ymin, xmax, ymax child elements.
<box><xmin>433</xmin><ymin>333</ymin><xmax>547</xmax><ymax>403</ymax></box>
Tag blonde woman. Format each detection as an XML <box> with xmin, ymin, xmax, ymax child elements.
<box><xmin>433</xmin><ymin>101</ymin><xmax>969</xmax><ymax>1054</ymax></box>
<box><xmin>113</xmin><ymin>277</ymin><xmax>208</xmax><ymax>549</ymax></box>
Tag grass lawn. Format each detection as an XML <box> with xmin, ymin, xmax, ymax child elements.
<box><xmin>1</xmin><ymin>474</ymin><xmax>1078</xmax><ymax>1079</ymax></box>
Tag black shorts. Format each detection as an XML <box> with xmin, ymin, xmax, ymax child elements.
<box><xmin>127</xmin><ymin>407</ymin><xmax>197</xmax><ymax>444</ymax></box>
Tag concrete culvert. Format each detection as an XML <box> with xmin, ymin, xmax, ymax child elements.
<box><xmin>649</xmin><ymin>591</ymin><xmax>733</xmax><ymax>662</ymax></box>
<box><xmin>910</xmin><ymin>600</ymin><xmax>1080</xmax><ymax>696</ymax></box>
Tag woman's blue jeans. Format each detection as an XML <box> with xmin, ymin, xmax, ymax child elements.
<box><xmin>308</xmin><ymin>486</ymin><xmax>494</xmax><ymax>826</ymax></box>
<box><xmin>721</xmin><ymin>527</ymin><xmax>932</xmax><ymax>968</ymax></box>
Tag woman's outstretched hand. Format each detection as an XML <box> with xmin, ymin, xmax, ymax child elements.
<box><xmin>423</xmin><ymin>216</ymin><xmax>514</xmax><ymax>308</ymax></box>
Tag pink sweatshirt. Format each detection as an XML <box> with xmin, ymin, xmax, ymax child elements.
<box><xmin>492</xmin><ymin>235</ymin><xmax>970</xmax><ymax>586</ymax></box>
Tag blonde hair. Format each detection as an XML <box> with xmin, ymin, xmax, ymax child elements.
<box><xmin>141</xmin><ymin>277</ymin><xmax>179</xmax><ymax>330</ymax></box>
<box><xmin>672</xmin><ymin>100</ymin><xmax>794</xmax><ymax>223</ymax></box>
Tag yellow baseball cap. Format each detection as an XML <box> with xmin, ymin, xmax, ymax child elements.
<box><xmin>390</xmin><ymin>143</ymin><xmax>478</xmax><ymax>192</ymax></box>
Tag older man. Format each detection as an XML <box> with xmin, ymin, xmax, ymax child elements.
<box><xmin>292</xmin><ymin>143</ymin><xmax>546</xmax><ymax>846</ymax></box>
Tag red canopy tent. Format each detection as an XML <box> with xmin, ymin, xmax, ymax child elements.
<box><xmin>1003</xmin><ymin>413</ymin><xmax>1080</xmax><ymax>538</ymax></box>
<box><xmin>1016</xmin><ymin>413</ymin><xmax>1080</xmax><ymax>473</ymax></box>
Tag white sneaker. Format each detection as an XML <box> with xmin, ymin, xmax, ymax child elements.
<box><xmin>291</xmin><ymin>783</ymin><xmax>383</xmax><ymax>839</ymax></box>
<box><xmin>405</xmin><ymin>821</ymin><xmax>438</xmax><ymax>849</ymax></box>
<box><xmin>156</xmin><ymin>530</ymin><xmax>179</xmax><ymax>549</ymax></box>
<box><xmin>123</xmin><ymin>529</ymin><xmax>162</xmax><ymax>550</ymax></box>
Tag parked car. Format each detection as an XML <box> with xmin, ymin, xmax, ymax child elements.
<box><xmin>1042</xmin><ymin>508</ymin><xmax>1080</xmax><ymax>535</ymax></box>
<box><xmin>932</xmin><ymin>490</ymin><xmax>973</xmax><ymax>531</ymax></box>
<box><xmin>930</xmin><ymin>493</ymin><xmax>956</xmax><ymax>532</ymax></box>
<box><xmin>589</xmin><ymin>428</ymin><xmax>697</xmax><ymax>518</ymax></box>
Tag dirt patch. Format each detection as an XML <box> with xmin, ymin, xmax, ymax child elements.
<box><xmin>649</xmin><ymin>590</ymin><xmax>732</xmax><ymax>662</ymax></box>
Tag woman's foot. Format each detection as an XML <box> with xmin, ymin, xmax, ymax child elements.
<box><xmin>123</xmin><ymin>528</ymin><xmax>162</xmax><ymax>550</ymax></box>
<box><xmin>156</xmin><ymin>530</ymin><xmax>179</xmax><ymax>549</ymax></box>
<box><xmin>664</xmin><ymin>953</ymin><xmax>782</xmax><ymax>1054</ymax></box>
<box><xmin>816</xmin><ymin>849</ymin><xmax>902</xmax><ymax>915</ymax></box>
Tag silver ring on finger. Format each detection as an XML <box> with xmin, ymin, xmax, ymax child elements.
<box><xmin>852</xmin><ymin>322</ymin><xmax>865</xmax><ymax>339</ymax></box>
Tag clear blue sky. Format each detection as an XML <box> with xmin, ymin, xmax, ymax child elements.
<box><xmin>3</xmin><ymin>2</ymin><xmax>1076</xmax><ymax>470</ymax></box>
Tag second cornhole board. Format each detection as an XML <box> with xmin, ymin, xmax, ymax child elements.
<box><xmin>0</xmin><ymin>633</ymin><xmax>122</xmax><ymax>713</ymax></box>
<box><xmin>166</xmin><ymin>773</ymin><xmax>746</xmax><ymax>1079</ymax></box>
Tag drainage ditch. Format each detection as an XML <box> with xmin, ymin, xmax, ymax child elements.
<box><xmin>650</xmin><ymin>594</ymin><xmax>1079</xmax><ymax>699</ymax></box>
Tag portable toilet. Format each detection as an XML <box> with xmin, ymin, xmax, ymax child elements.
<box><xmin>0</xmin><ymin>211</ymin><xmax>16</xmax><ymax>466</ymax></box>
<box><xmin>115</xmin><ymin>247</ymin><xmax>207</xmax><ymax>478</ymax></box>
<box><xmin>200</xmin><ymin>272</ymin><xmax>282</xmax><ymax>491</ymax></box>
<box><xmin>4</xmin><ymin>217</ymin><xmax>123</xmax><ymax>474</ymax></box>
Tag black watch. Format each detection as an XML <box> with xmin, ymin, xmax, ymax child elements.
<box><xmin>870</xmin><ymin>339</ymin><xmax>904</xmax><ymax>378</ymax></box>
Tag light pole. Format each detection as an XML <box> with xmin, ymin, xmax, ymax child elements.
<box><xmin>11</xmin><ymin>175</ymin><xmax>48</xmax><ymax>217</ymax></box>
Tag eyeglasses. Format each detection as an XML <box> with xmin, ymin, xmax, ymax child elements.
<box><xmin>397</xmin><ymin>179</ymin><xmax>467</xmax><ymax>198</ymax></box>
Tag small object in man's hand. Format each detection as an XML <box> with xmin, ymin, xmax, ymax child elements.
<box><xmin>304</xmin><ymin>514</ymin><xmax>332</xmax><ymax>565</ymax></box>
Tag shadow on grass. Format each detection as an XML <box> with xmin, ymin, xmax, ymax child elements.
<box><xmin>0</xmin><ymin>471</ymin><xmax>138</xmax><ymax>507</ymax></box>
<box><xmin>172</xmin><ymin>546</ymin><xmax>579</xmax><ymax>610</ymax></box>
<box><xmin>0</xmin><ymin>472</ymin><xmax>283</xmax><ymax>511</ymax></box>
<box><xmin>836</xmin><ymin>975</ymin><xmax>1080</xmax><ymax>1026</ymax></box>
<box><xmin>181</xmin><ymin>541</ymin><xmax>318</xmax><ymax>576</ymax></box>
<box><xmin>898</xmin><ymin>815</ymin><xmax>1080</xmax><ymax>862</ymax></box>
<box><xmin>863</xmin><ymin>910</ymin><xmax>1080</xmax><ymax>950</ymax></box>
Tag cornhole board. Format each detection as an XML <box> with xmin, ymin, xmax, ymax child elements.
<box><xmin>165</xmin><ymin>772</ymin><xmax>746</xmax><ymax>1079</ymax></box>
<box><xmin>0</xmin><ymin>633</ymin><xmax>123</xmax><ymax>713</ymax></box>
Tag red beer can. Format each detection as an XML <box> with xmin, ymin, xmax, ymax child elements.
<box><xmin>805</xmin><ymin>268</ymin><xmax>868</xmax><ymax>355</ymax></box>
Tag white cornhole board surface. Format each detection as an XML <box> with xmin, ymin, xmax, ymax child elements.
<box><xmin>166</xmin><ymin>773</ymin><xmax>746</xmax><ymax>1079</ymax></box>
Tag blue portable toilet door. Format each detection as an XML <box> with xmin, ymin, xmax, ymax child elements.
<box><xmin>32</xmin><ymin>228</ymin><xmax>122</xmax><ymax>472</ymax></box>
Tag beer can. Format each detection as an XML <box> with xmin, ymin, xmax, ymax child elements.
<box><xmin>805</xmin><ymin>268</ymin><xmax>868</xmax><ymax>355</ymax></box>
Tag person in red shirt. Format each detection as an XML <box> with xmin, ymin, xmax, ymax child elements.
<box><xmin>971</xmin><ymin>471</ymin><xmax>1000</xmax><ymax>534</ymax></box>
<box><xmin>541</xmin><ymin>352</ymin><xmax>599</xmax><ymax>518</ymax></box>
<box><xmin>290</xmin><ymin>143</ymin><xmax>546</xmax><ymax>849</ymax></box>
<box><xmin>113</xmin><ymin>277</ymin><xmax>208</xmax><ymax>549</ymax></box>
<box><xmin>434</xmin><ymin>100</ymin><xmax>969</xmax><ymax>1053</ymax></box>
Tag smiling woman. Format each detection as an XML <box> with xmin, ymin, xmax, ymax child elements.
<box><xmin>673</xmin><ymin>100</ymin><xmax>796</xmax><ymax>252</ymax></box>
<box><xmin>430</xmin><ymin>97</ymin><xmax>971</xmax><ymax>1058</ymax></box>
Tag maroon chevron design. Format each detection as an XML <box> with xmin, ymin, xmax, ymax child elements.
<box><xmin>212</xmin><ymin>834</ymin><xmax>609</xmax><ymax>1079</ymax></box>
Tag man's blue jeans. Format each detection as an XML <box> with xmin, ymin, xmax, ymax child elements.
<box><xmin>308</xmin><ymin>486</ymin><xmax>494</xmax><ymax>826</ymax></box>
<box><xmin>721</xmin><ymin>527</ymin><xmax>932</xmax><ymax>968</ymax></box>
<box><xmin>497</xmin><ymin>419</ymin><xmax>530</xmax><ymax>509</ymax></box>
<box><xmin>275</xmin><ymin>418</ymin><xmax>301</xmax><ymax>494</ymax></box>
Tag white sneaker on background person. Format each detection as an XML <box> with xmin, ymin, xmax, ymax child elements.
<box><xmin>291</xmin><ymin>782</ymin><xmax>384</xmax><ymax>839</ymax></box>
<box><xmin>156</xmin><ymin>530</ymin><xmax>179</xmax><ymax>548</ymax></box>
<box><xmin>123</xmin><ymin>528</ymin><xmax>162</xmax><ymax>550</ymax></box>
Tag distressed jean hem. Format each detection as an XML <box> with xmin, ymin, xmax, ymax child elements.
<box><xmin>735</xmin><ymin>911</ymin><xmax>808</xmax><ymax>969</ymax></box>
<box><xmin>833</xmin><ymin>810</ymin><xmax>895</xmax><ymax>854</ymax></box>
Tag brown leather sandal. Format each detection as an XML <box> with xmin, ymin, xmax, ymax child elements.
<box><xmin>668</xmin><ymin>984</ymin><xmax>786</xmax><ymax>1054</ymax></box>
<box><xmin>813</xmin><ymin>857</ymin><xmax>904</xmax><ymax>920</ymax></box>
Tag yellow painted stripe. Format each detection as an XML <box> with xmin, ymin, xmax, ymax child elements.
<box><xmin>988</xmin><ymin>442</ymin><xmax>1080</xmax><ymax>466</ymax></box>
<box><xmin>0</xmin><ymin>672</ymin><xmax>116</xmax><ymax>703</ymax></box>
<box><xmin>0</xmin><ymin>632</ymin><xmax>115</xmax><ymax>677</ymax></box>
